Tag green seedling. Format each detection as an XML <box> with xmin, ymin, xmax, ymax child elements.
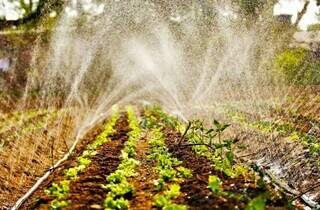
<box><xmin>104</xmin><ymin>197</ymin><xmax>129</xmax><ymax>210</ymax></box>
<box><xmin>154</xmin><ymin>184</ymin><xmax>186</xmax><ymax>210</ymax></box>
<box><xmin>176</xmin><ymin>166</ymin><xmax>192</xmax><ymax>179</ymax></box>
<box><xmin>45</xmin><ymin>180</ymin><xmax>70</xmax><ymax>200</ymax></box>
<box><xmin>208</xmin><ymin>175</ymin><xmax>223</xmax><ymax>194</ymax></box>
<box><xmin>50</xmin><ymin>200</ymin><xmax>70</xmax><ymax>210</ymax></box>
<box><xmin>245</xmin><ymin>195</ymin><xmax>267</xmax><ymax>210</ymax></box>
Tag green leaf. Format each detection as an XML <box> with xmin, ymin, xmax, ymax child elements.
<box><xmin>245</xmin><ymin>196</ymin><xmax>267</xmax><ymax>210</ymax></box>
<box><xmin>208</xmin><ymin>175</ymin><xmax>222</xmax><ymax>194</ymax></box>
<box><xmin>226</xmin><ymin>151</ymin><xmax>235</xmax><ymax>164</ymax></box>
<box><xmin>164</xmin><ymin>203</ymin><xmax>188</xmax><ymax>210</ymax></box>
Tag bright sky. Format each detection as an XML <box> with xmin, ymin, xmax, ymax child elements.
<box><xmin>0</xmin><ymin>0</ymin><xmax>319</xmax><ymax>30</ymax></box>
<box><xmin>274</xmin><ymin>0</ymin><xmax>320</xmax><ymax>30</ymax></box>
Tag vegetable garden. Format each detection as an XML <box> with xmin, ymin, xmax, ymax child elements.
<box><xmin>11</xmin><ymin>106</ymin><xmax>309</xmax><ymax>210</ymax></box>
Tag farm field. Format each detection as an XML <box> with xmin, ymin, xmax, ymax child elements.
<box><xmin>2</xmin><ymin>1</ymin><xmax>320</xmax><ymax>210</ymax></box>
<box><xmin>0</xmin><ymin>105</ymin><xmax>313</xmax><ymax>210</ymax></box>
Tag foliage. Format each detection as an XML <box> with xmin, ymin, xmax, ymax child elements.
<box><xmin>229</xmin><ymin>111</ymin><xmax>320</xmax><ymax>156</ymax></box>
<box><xmin>146</xmin><ymin>126</ymin><xmax>192</xmax><ymax>209</ymax></box>
<box><xmin>141</xmin><ymin>106</ymin><xmax>178</xmax><ymax>129</ymax></box>
<box><xmin>49</xmin><ymin>200</ymin><xmax>70</xmax><ymax>210</ymax></box>
<box><xmin>154</xmin><ymin>184</ymin><xmax>187</xmax><ymax>210</ymax></box>
<box><xmin>307</xmin><ymin>23</ymin><xmax>320</xmax><ymax>31</ymax></box>
<box><xmin>245</xmin><ymin>195</ymin><xmax>267</xmax><ymax>210</ymax></box>
<box><xmin>45</xmin><ymin>180</ymin><xmax>70</xmax><ymax>200</ymax></box>
<box><xmin>44</xmin><ymin>110</ymin><xmax>119</xmax><ymax>208</ymax></box>
<box><xmin>234</xmin><ymin>0</ymin><xmax>264</xmax><ymax>16</ymax></box>
<box><xmin>104</xmin><ymin>197</ymin><xmax>129</xmax><ymax>210</ymax></box>
<box><xmin>45</xmin><ymin>180</ymin><xmax>70</xmax><ymax>210</ymax></box>
<box><xmin>148</xmin><ymin>129</ymin><xmax>192</xmax><ymax>192</ymax></box>
<box><xmin>208</xmin><ymin>175</ymin><xmax>223</xmax><ymax>194</ymax></box>
<box><xmin>103</xmin><ymin>107</ymin><xmax>141</xmax><ymax>209</ymax></box>
<box><xmin>183</xmin><ymin>119</ymin><xmax>244</xmax><ymax>177</ymax></box>
<box><xmin>274</xmin><ymin>48</ymin><xmax>320</xmax><ymax>85</ymax></box>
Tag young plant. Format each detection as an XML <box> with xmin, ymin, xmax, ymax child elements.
<box><xmin>44</xmin><ymin>110</ymin><xmax>119</xmax><ymax>208</ymax></box>
<box><xmin>154</xmin><ymin>184</ymin><xmax>187</xmax><ymax>210</ymax></box>
<box><xmin>245</xmin><ymin>195</ymin><xmax>267</xmax><ymax>210</ymax></box>
<box><xmin>208</xmin><ymin>175</ymin><xmax>223</xmax><ymax>194</ymax></box>
<box><xmin>103</xmin><ymin>107</ymin><xmax>141</xmax><ymax>209</ymax></box>
<box><xmin>147</xmin><ymin>127</ymin><xmax>192</xmax><ymax>209</ymax></box>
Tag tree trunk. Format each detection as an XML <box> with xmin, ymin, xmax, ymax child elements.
<box><xmin>294</xmin><ymin>0</ymin><xmax>310</xmax><ymax>28</ymax></box>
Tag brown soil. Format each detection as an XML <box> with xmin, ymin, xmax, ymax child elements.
<box><xmin>128</xmin><ymin>134</ymin><xmax>157</xmax><ymax>210</ymax></box>
<box><xmin>64</xmin><ymin>114</ymin><xmax>130</xmax><ymax>209</ymax></box>
<box><xmin>19</xmin><ymin>114</ymin><xmax>129</xmax><ymax>210</ymax></box>
<box><xmin>163</xmin><ymin>128</ymin><xmax>291</xmax><ymax>210</ymax></box>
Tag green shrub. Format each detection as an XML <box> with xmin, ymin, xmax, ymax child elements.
<box><xmin>307</xmin><ymin>23</ymin><xmax>320</xmax><ymax>31</ymax></box>
<box><xmin>274</xmin><ymin>48</ymin><xmax>320</xmax><ymax>84</ymax></box>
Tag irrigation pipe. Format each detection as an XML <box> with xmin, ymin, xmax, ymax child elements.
<box><xmin>254</xmin><ymin>162</ymin><xmax>320</xmax><ymax>209</ymax></box>
<box><xmin>11</xmin><ymin>118</ymin><xmax>101</xmax><ymax>210</ymax></box>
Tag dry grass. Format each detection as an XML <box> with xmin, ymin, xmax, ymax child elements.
<box><xmin>0</xmin><ymin>111</ymin><xmax>74</xmax><ymax>208</ymax></box>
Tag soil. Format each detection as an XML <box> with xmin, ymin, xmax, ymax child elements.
<box><xmin>163</xmin><ymin>128</ymin><xmax>291</xmax><ymax>210</ymax></box>
<box><xmin>19</xmin><ymin>114</ymin><xmax>130</xmax><ymax>210</ymax></box>
<box><xmin>65</xmin><ymin>114</ymin><xmax>130</xmax><ymax>209</ymax></box>
<box><xmin>128</xmin><ymin>133</ymin><xmax>157</xmax><ymax>210</ymax></box>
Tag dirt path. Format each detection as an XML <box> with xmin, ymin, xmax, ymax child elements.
<box><xmin>129</xmin><ymin>133</ymin><xmax>157</xmax><ymax>210</ymax></box>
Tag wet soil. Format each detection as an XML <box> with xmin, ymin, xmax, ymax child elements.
<box><xmin>65</xmin><ymin>114</ymin><xmax>130</xmax><ymax>209</ymax></box>
<box><xmin>163</xmin><ymin>128</ymin><xmax>291</xmax><ymax>210</ymax></box>
<box><xmin>19</xmin><ymin>114</ymin><xmax>129</xmax><ymax>210</ymax></box>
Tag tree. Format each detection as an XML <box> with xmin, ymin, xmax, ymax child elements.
<box><xmin>0</xmin><ymin>0</ymin><xmax>63</xmax><ymax>30</ymax></box>
<box><xmin>294</xmin><ymin>0</ymin><xmax>310</xmax><ymax>27</ymax></box>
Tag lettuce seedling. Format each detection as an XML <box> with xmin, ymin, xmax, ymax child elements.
<box><xmin>45</xmin><ymin>180</ymin><xmax>70</xmax><ymax>200</ymax></box>
<box><xmin>50</xmin><ymin>200</ymin><xmax>70</xmax><ymax>210</ymax></box>
<box><xmin>176</xmin><ymin>166</ymin><xmax>192</xmax><ymax>179</ymax></box>
<box><xmin>154</xmin><ymin>184</ymin><xmax>186</xmax><ymax>210</ymax></box>
<box><xmin>104</xmin><ymin>197</ymin><xmax>129</xmax><ymax>210</ymax></box>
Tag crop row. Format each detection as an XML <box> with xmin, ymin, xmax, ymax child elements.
<box><xmin>0</xmin><ymin>108</ymin><xmax>50</xmax><ymax>133</ymax></box>
<box><xmin>228</xmin><ymin>111</ymin><xmax>320</xmax><ymax>155</ymax></box>
<box><xmin>0</xmin><ymin>109</ymin><xmax>62</xmax><ymax>150</ymax></box>
<box><xmin>0</xmin><ymin>110</ymin><xmax>62</xmax><ymax>150</ymax></box>
<box><xmin>143</xmin><ymin>106</ymin><xmax>290</xmax><ymax>210</ymax></box>
<box><xmin>102</xmin><ymin>107</ymin><xmax>141</xmax><ymax>209</ymax></box>
<box><xmin>44</xmin><ymin>110</ymin><xmax>119</xmax><ymax>209</ymax></box>
<box><xmin>148</xmin><ymin>128</ymin><xmax>192</xmax><ymax>210</ymax></box>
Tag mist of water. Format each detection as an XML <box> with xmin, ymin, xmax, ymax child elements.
<box><xmin>2</xmin><ymin>1</ymin><xmax>319</xmax><ymax>208</ymax></box>
<box><xmin>24</xmin><ymin>1</ymin><xmax>286</xmax><ymax>139</ymax></box>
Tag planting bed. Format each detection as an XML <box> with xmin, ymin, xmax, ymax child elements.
<box><xmin>223</xmin><ymin>103</ymin><xmax>320</xmax><ymax>206</ymax></box>
<box><xmin>5</xmin><ymin>106</ymin><xmax>315</xmax><ymax>209</ymax></box>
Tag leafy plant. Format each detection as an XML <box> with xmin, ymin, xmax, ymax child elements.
<box><xmin>154</xmin><ymin>184</ymin><xmax>187</xmax><ymax>210</ymax></box>
<box><xmin>45</xmin><ymin>180</ymin><xmax>70</xmax><ymax>200</ymax></box>
<box><xmin>104</xmin><ymin>197</ymin><xmax>129</xmax><ymax>210</ymax></box>
<box><xmin>176</xmin><ymin>166</ymin><xmax>192</xmax><ymax>179</ymax></box>
<box><xmin>245</xmin><ymin>195</ymin><xmax>267</xmax><ymax>210</ymax></box>
<box><xmin>208</xmin><ymin>175</ymin><xmax>223</xmax><ymax>194</ymax></box>
<box><xmin>103</xmin><ymin>107</ymin><xmax>141</xmax><ymax>210</ymax></box>
<box><xmin>49</xmin><ymin>200</ymin><xmax>70</xmax><ymax>210</ymax></box>
<box><xmin>274</xmin><ymin>48</ymin><xmax>320</xmax><ymax>85</ymax></box>
<box><xmin>44</xmin><ymin>110</ymin><xmax>120</xmax><ymax>206</ymax></box>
